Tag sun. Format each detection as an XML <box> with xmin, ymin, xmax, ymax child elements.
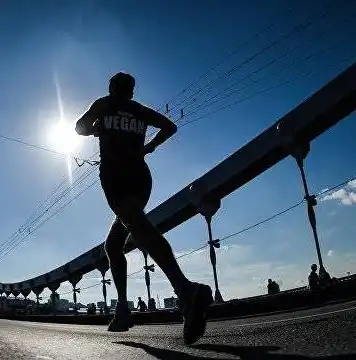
<box><xmin>48</xmin><ymin>120</ymin><xmax>82</xmax><ymax>154</ymax></box>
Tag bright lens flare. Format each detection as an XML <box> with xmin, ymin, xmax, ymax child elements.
<box><xmin>48</xmin><ymin>120</ymin><xmax>82</xmax><ymax>154</ymax></box>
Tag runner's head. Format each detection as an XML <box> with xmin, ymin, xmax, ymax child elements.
<box><xmin>311</xmin><ymin>263</ymin><xmax>317</xmax><ymax>272</ymax></box>
<box><xmin>109</xmin><ymin>72</ymin><xmax>135</xmax><ymax>99</ymax></box>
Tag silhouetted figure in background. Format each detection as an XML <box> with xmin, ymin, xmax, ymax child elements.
<box><xmin>319</xmin><ymin>267</ymin><xmax>332</xmax><ymax>287</ymax></box>
<box><xmin>148</xmin><ymin>297</ymin><xmax>156</xmax><ymax>311</ymax></box>
<box><xmin>75</xmin><ymin>72</ymin><xmax>213</xmax><ymax>344</ymax></box>
<box><xmin>308</xmin><ymin>264</ymin><xmax>321</xmax><ymax>291</ymax></box>
<box><xmin>87</xmin><ymin>303</ymin><xmax>96</xmax><ymax>315</ymax></box>
<box><xmin>267</xmin><ymin>279</ymin><xmax>280</xmax><ymax>295</ymax></box>
<box><xmin>137</xmin><ymin>297</ymin><xmax>147</xmax><ymax>312</ymax></box>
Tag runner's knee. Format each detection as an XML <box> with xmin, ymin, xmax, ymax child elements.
<box><xmin>104</xmin><ymin>217</ymin><xmax>128</xmax><ymax>259</ymax></box>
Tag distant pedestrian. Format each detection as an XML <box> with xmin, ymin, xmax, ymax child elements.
<box><xmin>137</xmin><ymin>297</ymin><xmax>147</xmax><ymax>312</ymax></box>
<box><xmin>308</xmin><ymin>264</ymin><xmax>321</xmax><ymax>291</ymax></box>
<box><xmin>319</xmin><ymin>268</ymin><xmax>332</xmax><ymax>287</ymax></box>
<box><xmin>267</xmin><ymin>279</ymin><xmax>280</xmax><ymax>295</ymax></box>
<box><xmin>148</xmin><ymin>298</ymin><xmax>156</xmax><ymax>311</ymax></box>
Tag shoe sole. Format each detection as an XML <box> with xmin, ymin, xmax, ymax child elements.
<box><xmin>183</xmin><ymin>284</ymin><xmax>213</xmax><ymax>345</ymax></box>
<box><xmin>107</xmin><ymin>317</ymin><xmax>134</xmax><ymax>332</ymax></box>
<box><xmin>107</xmin><ymin>322</ymin><xmax>134</xmax><ymax>332</ymax></box>
<box><xmin>108</xmin><ymin>326</ymin><xmax>130</xmax><ymax>332</ymax></box>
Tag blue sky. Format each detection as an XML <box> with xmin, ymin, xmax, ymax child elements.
<box><xmin>0</xmin><ymin>0</ymin><xmax>356</xmax><ymax>306</ymax></box>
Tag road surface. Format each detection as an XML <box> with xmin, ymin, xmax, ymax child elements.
<box><xmin>1</xmin><ymin>300</ymin><xmax>356</xmax><ymax>359</ymax></box>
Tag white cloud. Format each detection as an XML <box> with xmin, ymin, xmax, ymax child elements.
<box><xmin>348</xmin><ymin>180</ymin><xmax>356</xmax><ymax>189</ymax></box>
<box><xmin>321</xmin><ymin>186</ymin><xmax>356</xmax><ymax>205</ymax></box>
<box><xmin>328</xmin><ymin>250</ymin><xmax>333</xmax><ymax>257</ymax></box>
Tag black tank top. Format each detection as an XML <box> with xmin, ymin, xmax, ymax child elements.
<box><xmin>95</xmin><ymin>96</ymin><xmax>148</xmax><ymax>166</ymax></box>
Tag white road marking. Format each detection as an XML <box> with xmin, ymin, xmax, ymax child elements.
<box><xmin>235</xmin><ymin>304</ymin><xmax>356</xmax><ymax>327</ymax></box>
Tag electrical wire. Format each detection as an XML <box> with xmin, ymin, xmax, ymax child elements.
<box><xmin>162</xmin><ymin>3</ymin><xmax>299</xmax><ymax>109</ymax></box>
<box><xmin>0</xmin><ymin>133</ymin><xmax>98</xmax><ymax>166</ymax></box>
<box><xmin>178</xmin><ymin>17</ymin><xmax>353</xmax><ymax>120</ymax></box>
<box><xmin>0</xmin><ymin>166</ymin><xmax>99</xmax><ymax>254</ymax></box>
<box><xmin>0</xmin><ymin>178</ymin><xmax>99</xmax><ymax>262</ymax></box>
<box><xmin>177</xmin><ymin>52</ymin><xmax>355</xmax><ymax>129</ymax></box>
<box><xmin>175</xmin><ymin>199</ymin><xmax>305</xmax><ymax>261</ymax></box>
<box><xmin>317</xmin><ymin>175</ymin><xmax>356</xmax><ymax>197</ymax></box>
<box><xmin>167</xmin><ymin>0</ymin><xmax>346</xmax><ymax>115</ymax></box>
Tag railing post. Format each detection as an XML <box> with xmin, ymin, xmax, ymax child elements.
<box><xmin>48</xmin><ymin>282</ymin><xmax>61</xmax><ymax>315</ymax></box>
<box><xmin>190</xmin><ymin>183</ymin><xmax>224</xmax><ymax>303</ymax></box>
<box><xmin>101</xmin><ymin>274</ymin><xmax>111</xmax><ymax>315</ymax></box>
<box><xmin>68</xmin><ymin>274</ymin><xmax>82</xmax><ymax>315</ymax></box>
<box><xmin>277</xmin><ymin>121</ymin><xmax>331</xmax><ymax>282</ymax></box>
<box><xmin>96</xmin><ymin>258</ymin><xmax>111</xmax><ymax>315</ymax></box>
<box><xmin>142</xmin><ymin>250</ymin><xmax>155</xmax><ymax>306</ymax></box>
<box><xmin>32</xmin><ymin>286</ymin><xmax>44</xmax><ymax>306</ymax></box>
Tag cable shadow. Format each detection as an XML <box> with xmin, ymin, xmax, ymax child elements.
<box><xmin>115</xmin><ymin>341</ymin><xmax>356</xmax><ymax>360</ymax></box>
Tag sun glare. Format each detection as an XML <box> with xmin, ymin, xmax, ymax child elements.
<box><xmin>48</xmin><ymin>120</ymin><xmax>82</xmax><ymax>154</ymax></box>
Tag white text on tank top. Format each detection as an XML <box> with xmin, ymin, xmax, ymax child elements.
<box><xmin>103</xmin><ymin>111</ymin><xmax>145</xmax><ymax>135</ymax></box>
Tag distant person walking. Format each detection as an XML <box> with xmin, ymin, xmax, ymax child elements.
<box><xmin>148</xmin><ymin>297</ymin><xmax>157</xmax><ymax>311</ymax></box>
<box><xmin>137</xmin><ymin>297</ymin><xmax>147</xmax><ymax>312</ymax></box>
<box><xmin>308</xmin><ymin>264</ymin><xmax>321</xmax><ymax>291</ymax></box>
<box><xmin>267</xmin><ymin>279</ymin><xmax>280</xmax><ymax>295</ymax></box>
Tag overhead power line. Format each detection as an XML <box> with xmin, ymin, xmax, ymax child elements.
<box><xmin>163</xmin><ymin>3</ymin><xmax>299</xmax><ymax>109</ymax></box>
<box><xmin>0</xmin><ymin>133</ymin><xmax>99</xmax><ymax>166</ymax></box>
<box><xmin>166</xmin><ymin>0</ymin><xmax>347</xmax><ymax>116</ymax></box>
<box><xmin>173</xmin><ymin>173</ymin><xmax>356</xmax><ymax>261</ymax></box>
<box><xmin>178</xmin><ymin>15</ymin><xmax>353</xmax><ymax>121</ymax></box>
<box><xmin>176</xmin><ymin>199</ymin><xmax>305</xmax><ymax>261</ymax></box>
<box><xmin>0</xmin><ymin>166</ymin><xmax>98</xmax><ymax>253</ymax></box>
<box><xmin>317</xmin><ymin>175</ymin><xmax>356</xmax><ymax>197</ymax></box>
<box><xmin>177</xmin><ymin>53</ymin><xmax>355</xmax><ymax>129</ymax></box>
<box><xmin>0</xmin><ymin>176</ymin><xmax>99</xmax><ymax>262</ymax></box>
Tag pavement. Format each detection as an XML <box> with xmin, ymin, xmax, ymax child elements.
<box><xmin>1</xmin><ymin>300</ymin><xmax>356</xmax><ymax>360</ymax></box>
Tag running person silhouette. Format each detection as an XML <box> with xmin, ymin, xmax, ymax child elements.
<box><xmin>75</xmin><ymin>72</ymin><xmax>213</xmax><ymax>345</ymax></box>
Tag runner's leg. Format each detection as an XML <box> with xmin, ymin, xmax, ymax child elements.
<box><xmin>116</xmin><ymin>196</ymin><xmax>213</xmax><ymax>344</ymax></box>
<box><xmin>104</xmin><ymin>217</ymin><xmax>128</xmax><ymax>307</ymax></box>
<box><xmin>103</xmin><ymin>161</ymin><xmax>212</xmax><ymax>342</ymax></box>
<box><xmin>100</xmin><ymin>167</ymin><xmax>135</xmax><ymax>331</ymax></box>
<box><xmin>116</xmin><ymin>197</ymin><xmax>190</xmax><ymax>298</ymax></box>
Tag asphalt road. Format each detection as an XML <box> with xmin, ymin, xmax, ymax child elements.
<box><xmin>1</xmin><ymin>300</ymin><xmax>356</xmax><ymax>360</ymax></box>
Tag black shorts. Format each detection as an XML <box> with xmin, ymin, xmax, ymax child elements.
<box><xmin>99</xmin><ymin>160</ymin><xmax>152</xmax><ymax>214</ymax></box>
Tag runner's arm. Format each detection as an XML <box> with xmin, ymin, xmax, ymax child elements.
<box><xmin>141</xmin><ymin>106</ymin><xmax>177</xmax><ymax>152</ymax></box>
<box><xmin>75</xmin><ymin>100</ymin><xmax>101</xmax><ymax>136</ymax></box>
